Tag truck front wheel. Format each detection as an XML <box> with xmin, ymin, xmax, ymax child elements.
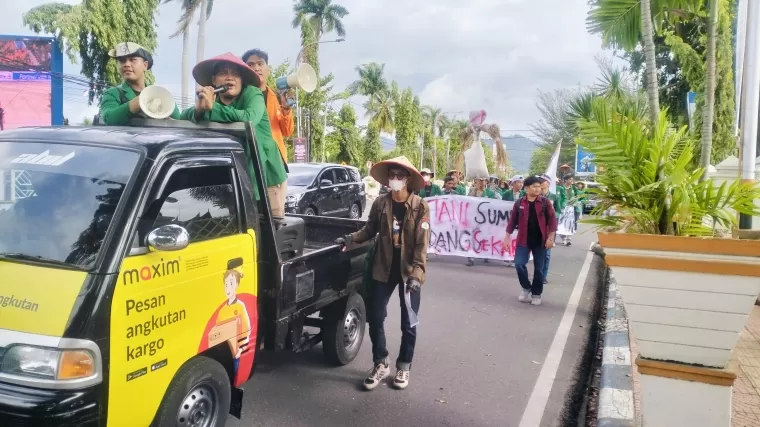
<box><xmin>323</xmin><ymin>292</ymin><xmax>366</xmax><ymax>365</ymax></box>
<box><xmin>152</xmin><ymin>356</ymin><xmax>231</xmax><ymax>427</ymax></box>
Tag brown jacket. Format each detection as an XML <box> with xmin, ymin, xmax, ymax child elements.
<box><xmin>351</xmin><ymin>193</ymin><xmax>430</xmax><ymax>285</ymax></box>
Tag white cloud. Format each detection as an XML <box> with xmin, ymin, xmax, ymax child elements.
<box><xmin>2</xmin><ymin>0</ymin><xmax>613</xmax><ymax>134</ymax></box>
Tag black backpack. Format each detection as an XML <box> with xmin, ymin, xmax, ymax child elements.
<box><xmin>92</xmin><ymin>87</ymin><xmax>129</xmax><ymax>125</ymax></box>
<box><xmin>512</xmin><ymin>195</ymin><xmax>553</xmax><ymax>226</ymax></box>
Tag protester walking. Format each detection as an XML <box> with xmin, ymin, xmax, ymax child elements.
<box><xmin>539</xmin><ymin>174</ymin><xmax>559</xmax><ymax>284</ymax></box>
<box><xmin>335</xmin><ymin>156</ymin><xmax>430</xmax><ymax>391</ymax></box>
<box><xmin>556</xmin><ymin>174</ymin><xmax>580</xmax><ymax>246</ymax></box>
<box><xmin>418</xmin><ymin>168</ymin><xmax>442</xmax><ymax>198</ymax></box>
<box><xmin>505</xmin><ymin>176</ymin><xmax>557</xmax><ymax>306</ymax></box>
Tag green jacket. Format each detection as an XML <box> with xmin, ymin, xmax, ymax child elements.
<box><xmin>543</xmin><ymin>191</ymin><xmax>560</xmax><ymax>214</ymax></box>
<box><xmin>99</xmin><ymin>82</ymin><xmax>181</xmax><ymax>125</ymax></box>
<box><xmin>557</xmin><ymin>185</ymin><xmax>582</xmax><ymax>213</ymax></box>
<box><xmin>501</xmin><ymin>189</ymin><xmax>525</xmax><ymax>201</ymax></box>
<box><xmin>418</xmin><ymin>183</ymin><xmax>443</xmax><ymax>198</ymax></box>
<box><xmin>180</xmin><ymin>86</ymin><xmax>287</xmax><ymax>191</ymax></box>
<box><xmin>455</xmin><ymin>184</ymin><xmax>467</xmax><ymax>195</ymax></box>
<box><xmin>468</xmin><ymin>187</ymin><xmax>498</xmax><ymax>199</ymax></box>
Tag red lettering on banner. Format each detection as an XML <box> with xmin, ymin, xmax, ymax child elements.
<box><xmin>438</xmin><ymin>200</ymin><xmax>450</xmax><ymax>222</ymax></box>
<box><xmin>490</xmin><ymin>235</ymin><xmax>503</xmax><ymax>256</ymax></box>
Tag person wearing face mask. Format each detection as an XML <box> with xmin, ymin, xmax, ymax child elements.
<box><xmin>488</xmin><ymin>175</ymin><xmax>503</xmax><ymax>200</ymax></box>
<box><xmin>334</xmin><ymin>156</ymin><xmax>430</xmax><ymax>391</ymax></box>
<box><xmin>417</xmin><ymin>168</ymin><xmax>442</xmax><ymax>198</ymax></box>
<box><xmin>98</xmin><ymin>42</ymin><xmax>181</xmax><ymax>125</ymax></box>
<box><xmin>180</xmin><ymin>53</ymin><xmax>287</xmax><ymax>216</ymax></box>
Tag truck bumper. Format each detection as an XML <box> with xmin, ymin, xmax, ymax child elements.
<box><xmin>0</xmin><ymin>381</ymin><xmax>102</xmax><ymax>427</ymax></box>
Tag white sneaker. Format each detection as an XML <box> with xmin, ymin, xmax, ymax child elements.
<box><xmin>531</xmin><ymin>296</ymin><xmax>542</xmax><ymax>306</ymax></box>
<box><xmin>518</xmin><ymin>290</ymin><xmax>531</xmax><ymax>302</ymax></box>
<box><xmin>393</xmin><ymin>369</ymin><xmax>410</xmax><ymax>389</ymax></box>
<box><xmin>363</xmin><ymin>360</ymin><xmax>390</xmax><ymax>390</ymax></box>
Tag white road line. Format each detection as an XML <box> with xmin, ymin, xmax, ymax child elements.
<box><xmin>518</xmin><ymin>248</ymin><xmax>595</xmax><ymax>427</ymax></box>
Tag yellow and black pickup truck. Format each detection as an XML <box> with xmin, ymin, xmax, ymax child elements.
<box><xmin>0</xmin><ymin>119</ymin><xmax>372</xmax><ymax>426</ymax></box>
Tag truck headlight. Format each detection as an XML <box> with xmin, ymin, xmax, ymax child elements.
<box><xmin>1</xmin><ymin>345</ymin><xmax>97</xmax><ymax>382</ymax></box>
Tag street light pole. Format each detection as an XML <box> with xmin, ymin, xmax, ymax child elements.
<box><xmin>739</xmin><ymin>0</ymin><xmax>759</xmax><ymax>229</ymax></box>
<box><xmin>294</xmin><ymin>38</ymin><xmax>345</xmax><ymax>140</ymax></box>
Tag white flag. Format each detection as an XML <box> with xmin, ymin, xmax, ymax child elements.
<box><xmin>544</xmin><ymin>140</ymin><xmax>562</xmax><ymax>194</ymax></box>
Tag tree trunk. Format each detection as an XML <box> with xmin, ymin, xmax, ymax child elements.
<box><xmin>181</xmin><ymin>29</ymin><xmax>190</xmax><ymax>109</ymax></box>
<box><xmin>197</xmin><ymin>0</ymin><xmax>208</xmax><ymax>65</ymax></box>
<box><xmin>641</xmin><ymin>0</ymin><xmax>660</xmax><ymax>127</ymax></box>
<box><xmin>699</xmin><ymin>0</ymin><xmax>720</xmax><ymax>181</ymax></box>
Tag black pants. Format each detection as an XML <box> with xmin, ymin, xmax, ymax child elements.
<box><xmin>368</xmin><ymin>278</ymin><xmax>421</xmax><ymax>370</ymax></box>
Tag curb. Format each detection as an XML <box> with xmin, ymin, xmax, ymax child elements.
<box><xmin>596</xmin><ymin>273</ymin><xmax>636</xmax><ymax>426</ymax></box>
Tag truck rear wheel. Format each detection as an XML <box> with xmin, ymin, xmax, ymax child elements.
<box><xmin>323</xmin><ymin>292</ymin><xmax>366</xmax><ymax>365</ymax></box>
<box><xmin>152</xmin><ymin>356</ymin><xmax>231</xmax><ymax>427</ymax></box>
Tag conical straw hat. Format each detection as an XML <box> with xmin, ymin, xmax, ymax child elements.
<box><xmin>370</xmin><ymin>156</ymin><xmax>425</xmax><ymax>192</ymax></box>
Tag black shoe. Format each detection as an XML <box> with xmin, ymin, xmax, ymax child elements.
<box><xmin>543</xmin><ymin>278</ymin><xmax>548</xmax><ymax>284</ymax></box>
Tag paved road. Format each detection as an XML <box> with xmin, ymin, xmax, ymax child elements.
<box><xmin>228</xmin><ymin>218</ymin><xmax>599</xmax><ymax>427</ymax></box>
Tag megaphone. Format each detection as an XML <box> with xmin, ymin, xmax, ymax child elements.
<box><xmin>139</xmin><ymin>85</ymin><xmax>177</xmax><ymax>119</ymax></box>
<box><xmin>275</xmin><ymin>63</ymin><xmax>317</xmax><ymax>107</ymax></box>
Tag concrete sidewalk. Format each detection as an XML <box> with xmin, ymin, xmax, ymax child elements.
<box><xmin>733</xmin><ymin>305</ymin><xmax>760</xmax><ymax>427</ymax></box>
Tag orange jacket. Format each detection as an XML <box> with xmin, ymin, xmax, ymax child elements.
<box><xmin>263</xmin><ymin>86</ymin><xmax>294</xmax><ymax>165</ymax></box>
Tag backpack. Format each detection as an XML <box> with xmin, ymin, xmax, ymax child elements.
<box><xmin>92</xmin><ymin>87</ymin><xmax>129</xmax><ymax>125</ymax></box>
<box><xmin>512</xmin><ymin>195</ymin><xmax>552</xmax><ymax>226</ymax></box>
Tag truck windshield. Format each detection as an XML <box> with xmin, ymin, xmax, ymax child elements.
<box><xmin>0</xmin><ymin>142</ymin><xmax>139</xmax><ymax>269</ymax></box>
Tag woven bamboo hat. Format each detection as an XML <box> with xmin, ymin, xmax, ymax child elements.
<box><xmin>370</xmin><ymin>156</ymin><xmax>425</xmax><ymax>191</ymax></box>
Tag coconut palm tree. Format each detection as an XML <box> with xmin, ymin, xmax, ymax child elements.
<box><xmin>291</xmin><ymin>0</ymin><xmax>348</xmax><ymax>69</ymax></box>
<box><xmin>586</xmin><ymin>0</ymin><xmax>702</xmax><ymax>130</ymax></box>
<box><xmin>346</xmin><ymin>62</ymin><xmax>387</xmax><ymax>97</ymax></box>
<box><xmin>365</xmin><ymin>89</ymin><xmax>395</xmax><ymax>134</ymax></box>
<box><xmin>164</xmin><ymin>0</ymin><xmax>201</xmax><ymax>108</ymax></box>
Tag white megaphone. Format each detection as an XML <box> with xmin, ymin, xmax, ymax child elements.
<box><xmin>275</xmin><ymin>63</ymin><xmax>317</xmax><ymax>107</ymax></box>
<box><xmin>139</xmin><ymin>85</ymin><xmax>177</xmax><ymax>119</ymax></box>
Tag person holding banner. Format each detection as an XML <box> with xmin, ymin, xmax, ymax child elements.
<box><xmin>334</xmin><ymin>156</ymin><xmax>429</xmax><ymax>391</ymax></box>
<box><xmin>466</xmin><ymin>177</ymin><xmax>500</xmax><ymax>266</ymax></box>
<box><xmin>446</xmin><ymin>170</ymin><xmax>467</xmax><ymax>195</ymax></box>
<box><xmin>502</xmin><ymin>175</ymin><xmax>525</xmax><ymax>201</ymax></box>
<box><xmin>418</xmin><ymin>168</ymin><xmax>442</xmax><ymax>198</ymax></box>
<box><xmin>505</xmin><ymin>176</ymin><xmax>557</xmax><ymax>306</ymax></box>
<box><xmin>556</xmin><ymin>174</ymin><xmax>581</xmax><ymax>245</ymax></box>
<box><xmin>441</xmin><ymin>176</ymin><xmax>457</xmax><ymax>195</ymax></box>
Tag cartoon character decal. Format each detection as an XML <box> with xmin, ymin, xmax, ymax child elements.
<box><xmin>198</xmin><ymin>257</ymin><xmax>257</xmax><ymax>387</ymax></box>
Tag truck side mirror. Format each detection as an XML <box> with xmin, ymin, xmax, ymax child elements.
<box><xmin>146</xmin><ymin>224</ymin><xmax>190</xmax><ymax>252</ymax></box>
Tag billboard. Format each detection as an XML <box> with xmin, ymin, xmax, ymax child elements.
<box><xmin>575</xmin><ymin>146</ymin><xmax>596</xmax><ymax>176</ymax></box>
<box><xmin>0</xmin><ymin>35</ymin><xmax>63</xmax><ymax>130</ymax></box>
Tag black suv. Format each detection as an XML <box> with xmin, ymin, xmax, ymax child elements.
<box><xmin>285</xmin><ymin>163</ymin><xmax>366</xmax><ymax>219</ymax></box>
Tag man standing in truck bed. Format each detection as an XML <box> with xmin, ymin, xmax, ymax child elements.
<box><xmin>335</xmin><ymin>156</ymin><xmax>430</xmax><ymax>391</ymax></box>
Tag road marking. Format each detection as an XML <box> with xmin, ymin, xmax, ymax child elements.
<box><xmin>518</xmin><ymin>247</ymin><xmax>595</xmax><ymax>427</ymax></box>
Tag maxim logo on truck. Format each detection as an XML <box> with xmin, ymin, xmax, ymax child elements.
<box><xmin>122</xmin><ymin>258</ymin><xmax>180</xmax><ymax>286</ymax></box>
<box><xmin>11</xmin><ymin>150</ymin><xmax>75</xmax><ymax>166</ymax></box>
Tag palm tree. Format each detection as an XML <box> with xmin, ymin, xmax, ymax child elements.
<box><xmin>292</xmin><ymin>0</ymin><xmax>348</xmax><ymax>41</ymax></box>
<box><xmin>346</xmin><ymin>62</ymin><xmax>387</xmax><ymax>97</ymax></box>
<box><xmin>586</xmin><ymin>0</ymin><xmax>701</xmax><ymax>129</ymax></box>
<box><xmin>421</xmin><ymin>106</ymin><xmax>443</xmax><ymax>172</ymax></box>
<box><xmin>365</xmin><ymin>89</ymin><xmax>395</xmax><ymax>134</ymax></box>
<box><xmin>164</xmin><ymin>0</ymin><xmax>201</xmax><ymax>108</ymax></box>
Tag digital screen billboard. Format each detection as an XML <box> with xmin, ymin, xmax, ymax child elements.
<box><xmin>0</xmin><ymin>35</ymin><xmax>63</xmax><ymax>130</ymax></box>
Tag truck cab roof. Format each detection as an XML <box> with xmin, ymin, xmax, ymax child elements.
<box><xmin>0</xmin><ymin>119</ymin><xmax>249</xmax><ymax>159</ymax></box>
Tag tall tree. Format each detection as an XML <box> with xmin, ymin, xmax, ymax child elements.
<box><xmin>347</xmin><ymin>62</ymin><xmax>387</xmax><ymax>97</ymax></box>
<box><xmin>292</xmin><ymin>0</ymin><xmax>348</xmax><ymax>43</ymax></box>
<box><xmin>393</xmin><ymin>87</ymin><xmax>422</xmax><ymax>161</ymax></box>
<box><xmin>164</xmin><ymin>0</ymin><xmax>202</xmax><ymax>108</ymax></box>
<box><xmin>330</xmin><ymin>104</ymin><xmax>362</xmax><ymax>165</ymax></box>
<box><xmin>24</xmin><ymin>0</ymin><xmax>160</xmax><ymax>101</ymax></box>
<box><xmin>363</xmin><ymin>121</ymin><xmax>383</xmax><ymax>168</ymax></box>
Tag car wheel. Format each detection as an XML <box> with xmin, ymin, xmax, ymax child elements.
<box><xmin>322</xmin><ymin>293</ymin><xmax>366</xmax><ymax>366</ymax></box>
<box><xmin>303</xmin><ymin>207</ymin><xmax>317</xmax><ymax>216</ymax></box>
<box><xmin>151</xmin><ymin>356</ymin><xmax>230</xmax><ymax>427</ymax></box>
<box><xmin>349</xmin><ymin>203</ymin><xmax>361</xmax><ymax>219</ymax></box>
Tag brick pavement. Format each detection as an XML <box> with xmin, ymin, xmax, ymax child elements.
<box><xmin>734</xmin><ymin>305</ymin><xmax>760</xmax><ymax>427</ymax></box>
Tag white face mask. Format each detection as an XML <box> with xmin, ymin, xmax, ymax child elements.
<box><xmin>423</xmin><ymin>175</ymin><xmax>430</xmax><ymax>182</ymax></box>
<box><xmin>389</xmin><ymin>178</ymin><xmax>406</xmax><ymax>192</ymax></box>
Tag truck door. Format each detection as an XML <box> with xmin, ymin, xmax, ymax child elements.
<box><xmin>108</xmin><ymin>155</ymin><xmax>258</xmax><ymax>426</ymax></box>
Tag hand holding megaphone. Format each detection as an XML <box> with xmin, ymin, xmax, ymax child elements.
<box><xmin>275</xmin><ymin>63</ymin><xmax>317</xmax><ymax>108</ymax></box>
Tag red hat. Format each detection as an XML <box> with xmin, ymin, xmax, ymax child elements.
<box><xmin>192</xmin><ymin>52</ymin><xmax>261</xmax><ymax>88</ymax></box>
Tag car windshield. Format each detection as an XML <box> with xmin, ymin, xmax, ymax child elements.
<box><xmin>287</xmin><ymin>165</ymin><xmax>318</xmax><ymax>187</ymax></box>
<box><xmin>0</xmin><ymin>142</ymin><xmax>139</xmax><ymax>269</ymax></box>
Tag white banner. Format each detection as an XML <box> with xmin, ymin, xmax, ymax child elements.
<box><xmin>426</xmin><ymin>195</ymin><xmax>521</xmax><ymax>260</ymax></box>
<box><xmin>557</xmin><ymin>205</ymin><xmax>577</xmax><ymax>236</ymax></box>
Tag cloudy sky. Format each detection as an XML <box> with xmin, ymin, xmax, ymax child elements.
<box><xmin>3</xmin><ymin>0</ymin><xmax>612</xmax><ymax>139</ymax></box>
